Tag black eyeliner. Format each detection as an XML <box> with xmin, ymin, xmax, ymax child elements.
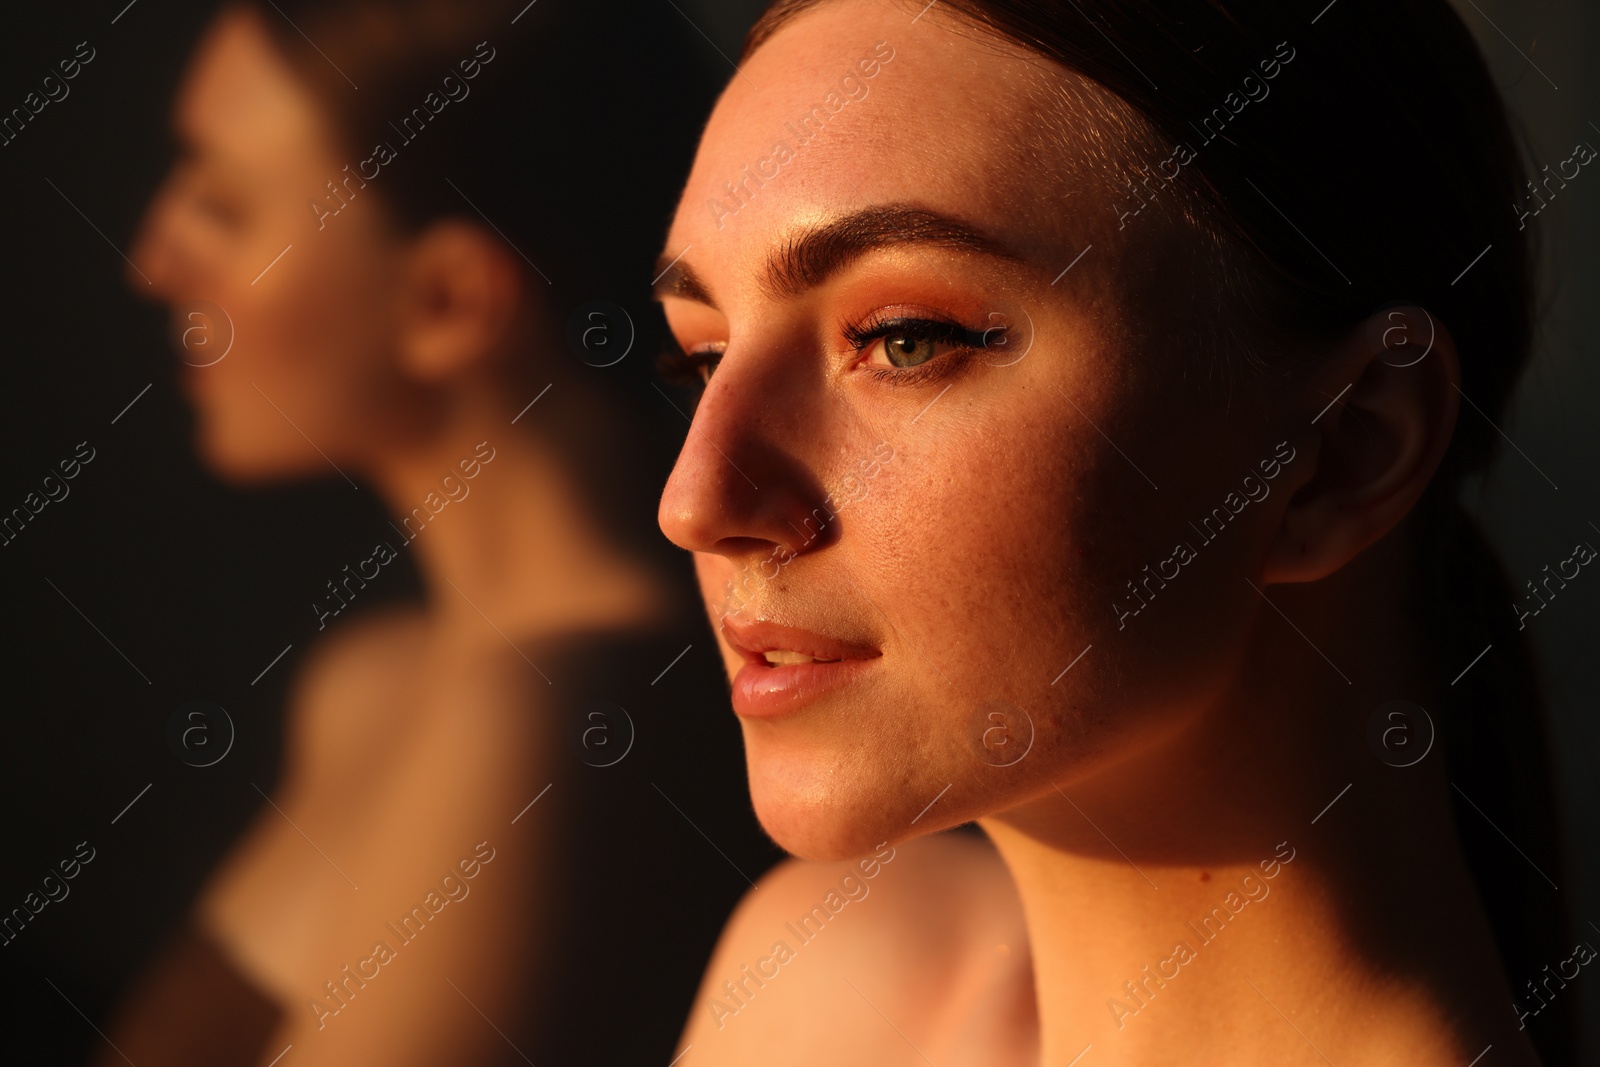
<box><xmin>842</xmin><ymin>313</ymin><xmax>1006</xmax><ymax>386</ymax></box>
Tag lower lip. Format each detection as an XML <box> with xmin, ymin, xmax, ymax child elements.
<box><xmin>731</xmin><ymin>657</ymin><xmax>879</xmax><ymax>719</ymax></box>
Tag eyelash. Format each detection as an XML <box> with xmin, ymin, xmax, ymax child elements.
<box><xmin>655</xmin><ymin>313</ymin><xmax>1005</xmax><ymax>394</ymax></box>
<box><xmin>174</xmin><ymin>166</ymin><xmax>245</xmax><ymax>230</ymax></box>
<box><xmin>655</xmin><ymin>339</ymin><xmax>723</xmax><ymax>396</ymax></box>
<box><xmin>842</xmin><ymin>313</ymin><xmax>1001</xmax><ymax>387</ymax></box>
<box><xmin>195</xmin><ymin>193</ymin><xmax>245</xmax><ymax>229</ymax></box>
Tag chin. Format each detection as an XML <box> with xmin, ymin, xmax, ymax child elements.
<box><xmin>742</xmin><ymin>730</ymin><xmax>963</xmax><ymax>861</ymax></box>
<box><xmin>193</xmin><ymin>423</ymin><xmax>320</xmax><ymax>487</ymax></box>
<box><xmin>740</xmin><ymin>694</ymin><xmax>1082</xmax><ymax>862</ymax></box>
<box><xmin>751</xmin><ymin>790</ymin><xmax>895</xmax><ymax>863</ymax></box>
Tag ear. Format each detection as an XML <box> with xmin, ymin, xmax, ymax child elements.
<box><xmin>395</xmin><ymin>219</ymin><xmax>526</xmax><ymax>383</ymax></box>
<box><xmin>1262</xmin><ymin>306</ymin><xmax>1460</xmax><ymax>584</ymax></box>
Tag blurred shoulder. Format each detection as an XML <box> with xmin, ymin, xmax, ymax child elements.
<box><xmin>295</xmin><ymin>603</ymin><xmax>430</xmax><ymax>692</ymax></box>
<box><xmin>283</xmin><ymin>606</ymin><xmax>431</xmax><ymax>774</ymax></box>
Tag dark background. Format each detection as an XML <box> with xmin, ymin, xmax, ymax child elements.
<box><xmin>1</xmin><ymin>0</ymin><xmax>1595</xmax><ymax>1062</ymax></box>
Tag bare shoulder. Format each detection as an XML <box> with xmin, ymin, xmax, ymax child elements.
<box><xmin>282</xmin><ymin>606</ymin><xmax>431</xmax><ymax>778</ymax></box>
<box><xmin>286</xmin><ymin>607</ymin><xmax>559</xmax><ymax>779</ymax></box>
<box><xmin>727</xmin><ymin>830</ymin><xmax>1022</xmax><ymax>955</ymax></box>
<box><xmin>679</xmin><ymin>832</ymin><xmax>1035</xmax><ymax>1067</ymax></box>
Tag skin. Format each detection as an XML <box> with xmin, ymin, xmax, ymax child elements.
<box><xmin>657</xmin><ymin>2</ymin><xmax>1544</xmax><ymax>1064</ymax></box>
<box><xmin>103</xmin><ymin>7</ymin><xmax>669</xmax><ymax>1065</ymax></box>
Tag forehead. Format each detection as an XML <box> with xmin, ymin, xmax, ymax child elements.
<box><xmin>670</xmin><ymin>0</ymin><xmax>1140</xmax><ymax>282</ymax></box>
<box><xmin>176</xmin><ymin>9</ymin><xmax>332</xmax><ymax>173</ymax></box>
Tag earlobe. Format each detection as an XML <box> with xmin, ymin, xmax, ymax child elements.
<box><xmin>396</xmin><ymin>220</ymin><xmax>525</xmax><ymax>383</ymax></box>
<box><xmin>1261</xmin><ymin>306</ymin><xmax>1459</xmax><ymax>584</ymax></box>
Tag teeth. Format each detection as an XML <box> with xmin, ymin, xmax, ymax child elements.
<box><xmin>762</xmin><ymin>650</ymin><xmax>839</xmax><ymax>666</ymax></box>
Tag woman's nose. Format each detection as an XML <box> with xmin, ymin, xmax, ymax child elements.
<box><xmin>658</xmin><ymin>352</ymin><xmax>834</xmax><ymax>565</ymax></box>
<box><xmin>128</xmin><ymin>181</ymin><xmax>191</xmax><ymax>301</ymax></box>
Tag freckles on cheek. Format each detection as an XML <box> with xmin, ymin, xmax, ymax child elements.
<box><xmin>875</xmin><ymin>414</ymin><xmax>1094</xmax><ymax>654</ymax></box>
<box><xmin>849</xmin><ymin>439</ymin><xmax>1011</xmax><ymax>626</ymax></box>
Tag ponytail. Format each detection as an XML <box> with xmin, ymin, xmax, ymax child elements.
<box><xmin>1414</xmin><ymin>485</ymin><xmax>1577</xmax><ymax>1063</ymax></box>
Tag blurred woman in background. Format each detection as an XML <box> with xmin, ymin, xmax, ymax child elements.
<box><xmin>95</xmin><ymin>2</ymin><xmax>771</xmax><ymax>1064</ymax></box>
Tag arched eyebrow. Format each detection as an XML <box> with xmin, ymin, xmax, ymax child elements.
<box><xmin>653</xmin><ymin>256</ymin><xmax>717</xmax><ymax>306</ymax></box>
<box><xmin>652</xmin><ymin>204</ymin><xmax>1025</xmax><ymax>309</ymax></box>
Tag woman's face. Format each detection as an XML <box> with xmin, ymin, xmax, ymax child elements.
<box><xmin>133</xmin><ymin>7</ymin><xmax>422</xmax><ymax>482</ymax></box>
<box><xmin>658</xmin><ymin>0</ymin><xmax>1308</xmax><ymax>859</ymax></box>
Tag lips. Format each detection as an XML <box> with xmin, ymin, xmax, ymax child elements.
<box><xmin>720</xmin><ymin>616</ymin><xmax>880</xmax><ymax>719</ymax></box>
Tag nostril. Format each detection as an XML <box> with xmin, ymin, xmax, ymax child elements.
<box><xmin>126</xmin><ymin>228</ymin><xmax>171</xmax><ymax>296</ymax></box>
<box><xmin>716</xmin><ymin>535</ymin><xmax>793</xmax><ymax>559</ymax></box>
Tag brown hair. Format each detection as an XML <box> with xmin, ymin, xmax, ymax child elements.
<box><xmin>252</xmin><ymin>0</ymin><xmax>714</xmax><ymax>314</ymax></box>
<box><xmin>746</xmin><ymin>0</ymin><xmax>1572</xmax><ymax>1059</ymax></box>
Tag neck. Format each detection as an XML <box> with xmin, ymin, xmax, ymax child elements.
<box><xmin>981</xmin><ymin>537</ymin><xmax>1540</xmax><ymax>1067</ymax></box>
<box><xmin>361</xmin><ymin>381</ymin><xmax>669</xmax><ymax>652</ymax></box>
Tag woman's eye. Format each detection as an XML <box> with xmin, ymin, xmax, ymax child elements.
<box><xmin>196</xmin><ymin>193</ymin><xmax>245</xmax><ymax>229</ymax></box>
<box><xmin>171</xmin><ymin>167</ymin><xmax>246</xmax><ymax>231</ymax></box>
<box><xmin>849</xmin><ymin>317</ymin><xmax>997</xmax><ymax>377</ymax></box>
<box><xmin>687</xmin><ymin>345</ymin><xmax>725</xmax><ymax>383</ymax></box>
<box><xmin>875</xmin><ymin>331</ymin><xmax>944</xmax><ymax>369</ymax></box>
<box><xmin>657</xmin><ymin>340</ymin><xmax>725</xmax><ymax>390</ymax></box>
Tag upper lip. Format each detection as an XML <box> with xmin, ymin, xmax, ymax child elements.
<box><xmin>720</xmin><ymin>616</ymin><xmax>880</xmax><ymax>667</ymax></box>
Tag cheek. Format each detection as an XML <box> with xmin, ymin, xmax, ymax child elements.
<box><xmin>852</xmin><ymin>398</ymin><xmax>1090</xmax><ymax>717</ymax></box>
<box><xmin>837</xmin><ymin>350</ymin><xmax>1264</xmax><ymax>806</ymax></box>
<box><xmin>189</xmin><ymin>214</ymin><xmax>404</xmax><ymax>476</ymax></box>
<box><xmin>736</xmin><ymin>392</ymin><xmax>1100</xmax><ymax>854</ymax></box>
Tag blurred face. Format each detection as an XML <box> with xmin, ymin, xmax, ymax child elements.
<box><xmin>133</xmin><ymin>6</ymin><xmax>424</xmax><ymax>482</ymax></box>
<box><xmin>658</xmin><ymin>0</ymin><xmax>1300</xmax><ymax>858</ymax></box>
